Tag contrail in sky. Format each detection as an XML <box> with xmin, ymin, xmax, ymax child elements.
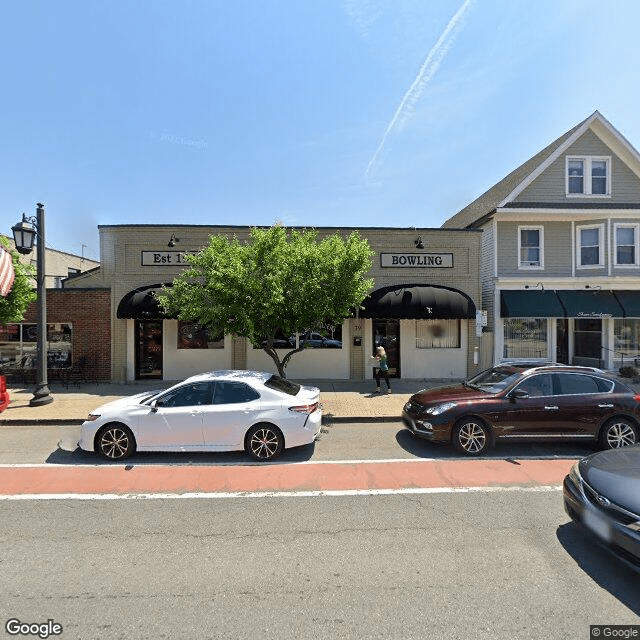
<box><xmin>365</xmin><ymin>0</ymin><xmax>474</xmax><ymax>177</ymax></box>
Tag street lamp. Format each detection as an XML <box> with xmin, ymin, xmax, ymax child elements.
<box><xmin>11</xmin><ymin>204</ymin><xmax>53</xmax><ymax>406</ymax></box>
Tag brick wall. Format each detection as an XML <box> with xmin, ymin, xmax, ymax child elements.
<box><xmin>23</xmin><ymin>288</ymin><xmax>111</xmax><ymax>381</ymax></box>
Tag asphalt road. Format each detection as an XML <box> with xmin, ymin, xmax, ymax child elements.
<box><xmin>1</xmin><ymin>491</ymin><xmax>638</xmax><ymax>640</ymax></box>
<box><xmin>0</xmin><ymin>421</ymin><xmax>600</xmax><ymax>465</ymax></box>
<box><xmin>0</xmin><ymin>421</ymin><xmax>637</xmax><ymax>640</ymax></box>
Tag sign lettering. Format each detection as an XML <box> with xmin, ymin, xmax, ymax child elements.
<box><xmin>141</xmin><ymin>251</ymin><xmax>190</xmax><ymax>266</ymax></box>
<box><xmin>380</xmin><ymin>253</ymin><xmax>453</xmax><ymax>268</ymax></box>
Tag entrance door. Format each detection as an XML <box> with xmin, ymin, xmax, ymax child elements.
<box><xmin>373</xmin><ymin>319</ymin><xmax>400</xmax><ymax>377</ymax></box>
<box><xmin>556</xmin><ymin>319</ymin><xmax>569</xmax><ymax>364</ymax></box>
<box><xmin>136</xmin><ymin>320</ymin><xmax>163</xmax><ymax>380</ymax></box>
<box><xmin>573</xmin><ymin>318</ymin><xmax>602</xmax><ymax>367</ymax></box>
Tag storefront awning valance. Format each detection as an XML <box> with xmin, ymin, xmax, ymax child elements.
<box><xmin>117</xmin><ymin>284</ymin><xmax>173</xmax><ymax>319</ymax></box>
<box><xmin>360</xmin><ymin>284</ymin><xmax>476</xmax><ymax>319</ymax></box>
<box><xmin>500</xmin><ymin>290</ymin><xmax>565</xmax><ymax>318</ymax></box>
<box><xmin>612</xmin><ymin>291</ymin><xmax>640</xmax><ymax>318</ymax></box>
<box><xmin>556</xmin><ymin>290</ymin><xmax>624</xmax><ymax>318</ymax></box>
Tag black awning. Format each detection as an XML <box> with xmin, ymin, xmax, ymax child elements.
<box><xmin>556</xmin><ymin>290</ymin><xmax>624</xmax><ymax>318</ymax></box>
<box><xmin>500</xmin><ymin>290</ymin><xmax>565</xmax><ymax>318</ymax></box>
<box><xmin>613</xmin><ymin>291</ymin><xmax>640</xmax><ymax>318</ymax></box>
<box><xmin>360</xmin><ymin>284</ymin><xmax>476</xmax><ymax>319</ymax></box>
<box><xmin>117</xmin><ymin>284</ymin><xmax>173</xmax><ymax>319</ymax></box>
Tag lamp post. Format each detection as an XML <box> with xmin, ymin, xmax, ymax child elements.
<box><xmin>11</xmin><ymin>203</ymin><xmax>53</xmax><ymax>406</ymax></box>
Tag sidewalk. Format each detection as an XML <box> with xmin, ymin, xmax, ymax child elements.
<box><xmin>0</xmin><ymin>378</ymin><xmax>459</xmax><ymax>425</ymax></box>
<box><xmin>3</xmin><ymin>374</ymin><xmax>639</xmax><ymax>426</ymax></box>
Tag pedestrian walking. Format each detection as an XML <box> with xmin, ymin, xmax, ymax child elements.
<box><xmin>373</xmin><ymin>346</ymin><xmax>391</xmax><ymax>393</ymax></box>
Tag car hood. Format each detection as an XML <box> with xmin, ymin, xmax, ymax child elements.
<box><xmin>409</xmin><ymin>384</ymin><xmax>491</xmax><ymax>405</ymax></box>
<box><xmin>89</xmin><ymin>391</ymin><xmax>161</xmax><ymax>415</ymax></box>
<box><xmin>580</xmin><ymin>446</ymin><xmax>640</xmax><ymax>515</ymax></box>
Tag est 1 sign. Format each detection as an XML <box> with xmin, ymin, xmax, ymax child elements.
<box><xmin>141</xmin><ymin>251</ymin><xmax>189</xmax><ymax>266</ymax></box>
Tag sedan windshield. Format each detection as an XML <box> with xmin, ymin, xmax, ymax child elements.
<box><xmin>466</xmin><ymin>367</ymin><xmax>523</xmax><ymax>394</ymax></box>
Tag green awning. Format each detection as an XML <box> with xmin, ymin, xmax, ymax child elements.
<box><xmin>613</xmin><ymin>291</ymin><xmax>640</xmax><ymax>318</ymax></box>
<box><xmin>500</xmin><ymin>290</ymin><xmax>565</xmax><ymax>318</ymax></box>
<box><xmin>556</xmin><ymin>290</ymin><xmax>623</xmax><ymax>318</ymax></box>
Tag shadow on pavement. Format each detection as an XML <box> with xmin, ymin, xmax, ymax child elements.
<box><xmin>46</xmin><ymin>441</ymin><xmax>317</xmax><ymax>466</ymax></box>
<box><xmin>394</xmin><ymin>428</ymin><xmax>598</xmax><ymax>460</ymax></box>
<box><xmin>556</xmin><ymin>522</ymin><xmax>640</xmax><ymax>614</ymax></box>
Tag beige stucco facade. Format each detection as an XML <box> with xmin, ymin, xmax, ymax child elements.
<box><xmin>66</xmin><ymin>225</ymin><xmax>483</xmax><ymax>382</ymax></box>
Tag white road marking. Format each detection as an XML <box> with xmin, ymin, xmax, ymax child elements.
<box><xmin>0</xmin><ymin>485</ymin><xmax>563</xmax><ymax>501</ymax></box>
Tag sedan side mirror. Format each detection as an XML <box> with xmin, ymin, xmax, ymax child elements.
<box><xmin>150</xmin><ymin>398</ymin><xmax>165</xmax><ymax>413</ymax></box>
<box><xmin>509</xmin><ymin>389</ymin><xmax>529</xmax><ymax>401</ymax></box>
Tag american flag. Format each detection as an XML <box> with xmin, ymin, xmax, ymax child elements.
<box><xmin>0</xmin><ymin>247</ymin><xmax>15</xmax><ymax>298</ymax></box>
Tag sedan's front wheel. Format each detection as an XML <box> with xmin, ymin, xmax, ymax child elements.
<box><xmin>96</xmin><ymin>424</ymin><xmax>136</xmax><ymax>460</ymax></box>
<box><xmin>452</xmin><ymin>419</ymin><xmax>490</xmax><ymax>456</ymax></box>
<box><xmin>599</xmin><ymin>418</ymin><xmax>638</xmax><ymax>450</ymax></box>
<box><xmin>245</xmin><ymin>423</ymin><xmax>284</xmax><ymax>461</ymax></box>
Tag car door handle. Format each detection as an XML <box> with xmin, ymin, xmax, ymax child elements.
<box><xmin>598</xmin><ymin>404</ymin><xmax>614</xmax><ymax>408</ymax></box>
<box><xmin>544</xmin><ymin>406</ymin><xmax>559</xmax><ymax>410</ymax></box>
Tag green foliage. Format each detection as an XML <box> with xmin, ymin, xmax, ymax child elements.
<box><xmin>157</xmin><ymin>226</ymin><xmax>374</xmax><ymax>377</ymax></box>
<box><xmin>0</xmin><ymin>236</ymin><xmax>36</xmax><ymax>325</ymax></box>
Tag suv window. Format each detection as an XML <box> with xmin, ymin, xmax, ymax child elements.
<box><xmin>555</xmin><ymin>373</ymin><xmax>602</xmax><ymax>395</ymax></box>
<box><xmin>513</xmin><ymin>374</ymin><xmax>554</xmax><ymax>397</ymax></box>
<box><xmin>213</xmin><ymin>381</ymin><xmax>260</xmax><ymax>404</ymax></box>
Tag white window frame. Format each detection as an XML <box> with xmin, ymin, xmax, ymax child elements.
<box><xmin>613</xmin><ymin>223</ymin><xmax>639</xmax><ymax>268</ymax></box>
<box><xmin>576</xmin><ymin>223</ymin><xmax>605</xmax><ymax>269</ymax></box>
<box><xmin>518</xmin><ymin>225</ymin><xmax>544</xmax><ymax>270</ymax></box>
<box><xmin>565</xmin><ymin>156</ymin><xmax>611</xmax><ymax>197</ymax></box>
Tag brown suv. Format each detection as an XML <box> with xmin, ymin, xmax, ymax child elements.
<box><xmin>402</xmin><ymin>364</ymin><xmax>640</xmax><ymax>456</ymax></box>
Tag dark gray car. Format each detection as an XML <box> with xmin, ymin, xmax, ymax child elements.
<box><xmin>564</xmin><ymin>445</ymin><xmax>640</xmax><ymax>571</ymax></box>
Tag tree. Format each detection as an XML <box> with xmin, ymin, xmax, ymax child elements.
<box><xmin>0</xmin><ymin>236</ymin><xmax>36</xmax><ymax>325</ymax></box>
<box><xmin>157</xmin><ymin>226</ymin><xmax>374</xmax><ymax>378</ymax></box>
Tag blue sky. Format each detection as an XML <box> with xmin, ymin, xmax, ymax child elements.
<box><xmin>2</xmin><ymin>0</ymin><xmax>640</xmax><ymax>261</ymax></box>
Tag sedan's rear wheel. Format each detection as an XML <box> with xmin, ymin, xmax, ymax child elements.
<box><xmin>96</xmin><ymin>424</ymin><xmax>136</xmax><ymax>460</ymax></box>
<box><xmin>245</xmin><ymin>423</ymin><xmax>284</xmax><ymax>461</ymax></box>
<box><xmin>599</xmin><ymin>418</ymin><xmax>638</xmax><ymax>450</ymax></box>
<box><xmin>453</xmin><ymin>419</ymin><xmax>490</xmax><ymax>456</ymax></box>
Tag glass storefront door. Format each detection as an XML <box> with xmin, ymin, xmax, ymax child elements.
<box><xmin>573</xmin><ymin>318</ymin><xmax>602</xmax><ymax>367</ymax></box>
<box><xmin>136</xmin><ymin>320</ymin><xmax>163</xmax><ymax>379</ymax></box>
<box><xmin>373</xmin><ymin>319</ymin><xmax>400</xmax><ymax>377</ymax></box>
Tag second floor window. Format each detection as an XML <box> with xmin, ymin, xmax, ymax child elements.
<box><xmin>615</xmin><ymin>224</ymin><xmax>638</xmax><ymax>266</ymax></box>
<box><xmin>519</xmin><ymin>227</ymin><xmax>543</xmax><ymax>268</ymax></box>
<box><xmin>567</xmin><ymin>157</ymin><xmax>610</xmax><ymax>196</ymax></box>
<box><xmin>577</xmin><ymin>225</ymin><xmax>603</xmax><ymax>268</ymax></box>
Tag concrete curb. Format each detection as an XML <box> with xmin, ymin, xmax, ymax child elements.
<box><xmin>0</xmin><ymin>415</ymin><xmax>400</xmax><ymax>427</ymax></box>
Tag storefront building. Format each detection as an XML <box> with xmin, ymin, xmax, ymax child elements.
<box><xmin>443</xmin><ymin>111</ymin><xmax>640</xmax><ymax>371</ymax></box>
<box><xmin>65</xmin><ymin>225</ymin><xmax>482</xmax><ymax>382</ymax></box>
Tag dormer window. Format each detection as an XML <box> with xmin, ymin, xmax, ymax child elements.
<box><xmin>566</xmin><ymin>156</ymin><xmax>610</xmax><ymax>196</ymax></box>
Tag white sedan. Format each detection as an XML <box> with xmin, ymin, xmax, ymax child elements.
<box><xmin>78</xmin><ymin>370</ymin><xmax>322</xmax><ymax>461</ymax></box>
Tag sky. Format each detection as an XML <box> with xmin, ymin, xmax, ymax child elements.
<box><xmin>2</xmin><ymin>0</ymin><xmax>640</xmax><ymax>261</ymax></box>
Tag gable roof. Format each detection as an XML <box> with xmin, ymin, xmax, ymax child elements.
<box><xmin>442</xmin><ymin>111</ymin><xmax>640</xmax><ymax>229</ymax></box>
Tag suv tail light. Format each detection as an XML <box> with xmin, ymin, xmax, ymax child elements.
<box><xmin>634</xmin><ymin>395</ymin><xmax>640</xmax><ymax>403</ymax></box>
<box><xmin>288</xmin><ymin>402</ymin><xmax>318</xmax><ymax>414</ymax></box>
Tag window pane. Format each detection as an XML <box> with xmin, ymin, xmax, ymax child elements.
<box><xmin>591</xmin><ymin>160</ymin><xmax>607</xmax><ymax>177</ymax></box>
<box><xmin>556</xmin><ymin>373</ymin><xmax>600</xmax><ymax>395</ymax></box>
<box><xmin>592</xmin><ymin>177</ymin><xmax>606</xmax><ymax>194</ymax></box>
<box><xmin>520</xmin><ymin>229</ymin><xmax>539</xmax><ymax>246</ymax></box>
<box><xmin>513</xmin><ymin>374</ymin><xmax>553</xmax><ymax>397</ymax></box>
<box><xmin>213</xmin><ymin>381</ymin><xmax>260</xmax><ymax>404</ymax></box>
<box><xmin>178</xmin><ymin>322</ymin><xmax>223</xmax><ymax>349</ymax></box>
<box><xmin>416</xmin><ymin>320</ymin><xmax>460</xmax><ymax>348</ymax></box>
<box><xmin>617</xmin><ymin>227</ymin><xmax>635</xmax><ymax>245</ymax></box>
<box><xmin>581</xmin><ymin>228</ymin><xmax>599</xmax><ymax>246</ymax></box>
<box><xmin>615</xmin><ymin>319</ymin><xmax>640</xmax><ymax>353</ymax></box>
<box><xmin>159</xmin><ymin>382</ymin><xmax>213</xmax><ymax>407</ymax></box>
<box><xmin>568</xmin><ymin>176</ymin><xmax>584</xmax><ymax>193</ymax></box>
<box><xmin>503</xmin><ymin>319</ymin><xmax>547</xmax><ymax>358</ymax></box>
<box><xmin>581</xmin><ymin>246</ymin><xmax>599</xmax><ymax>265</ymax></box>
<box><xmin>299</xmin><ymin>325</ymin><xmax>343</xmax><ymax>349</ymax></box>
<box><xmin>617</xmin><ymin>246</ymin><xmax>635</xmax><ymax>265</ymax></box>
<box><xmin>568</xmin><ymin>160</ymin><xmax>584</xmax><ymax>176</ymax></box>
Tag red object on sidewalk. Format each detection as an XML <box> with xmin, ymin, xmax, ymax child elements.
<box><xmin>0</xmin><ymin>376</ymin><xmax>10</xmax><ymax>413</ymax></box>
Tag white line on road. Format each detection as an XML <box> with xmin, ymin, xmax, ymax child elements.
<box><xmin>0</xmin><ymin>485</ymin><xmax>563</xmax><ymax>501</ymax></box>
